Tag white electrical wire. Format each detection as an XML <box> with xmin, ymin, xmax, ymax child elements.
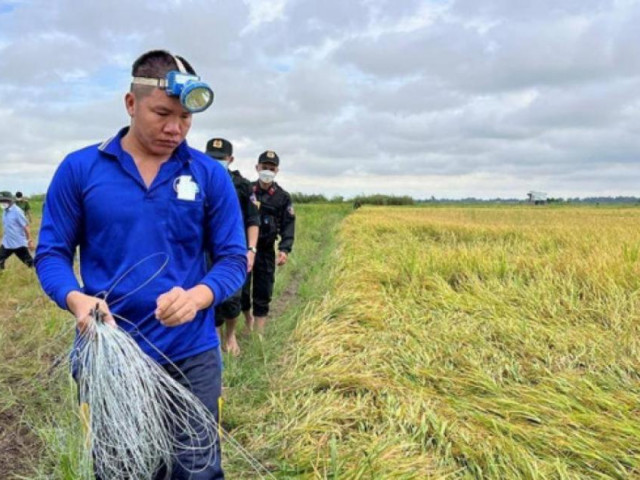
<box><xmin>75</xmin><ymin>310</ymin><xmax>219</xmax><ymax>479</ymax></box>
<box><xmin>112</xmin><ymin>313</ymin><xmax>279</xmax><ymax>479</ymax></box>
<box><xmin>70</xmin><ymin>252</ymin><xmax>276</xmax><ymax>479</ymax></box>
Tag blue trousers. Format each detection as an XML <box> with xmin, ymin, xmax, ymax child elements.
<box><xmin>155</xmin><ymin>348</ymin><xmax>224</xmax><ymax>479</ymax></box>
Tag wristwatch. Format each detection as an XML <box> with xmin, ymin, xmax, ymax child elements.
<box><xmin>248</xmin><ymin>246</ymin><xmax>257</xmax><ymax>254</ymax></box>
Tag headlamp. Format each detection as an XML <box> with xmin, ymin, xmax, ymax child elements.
<box><xmin>165</xmin><ymin>71</ymin><xmax>214</xmax><ymax>113</ymax></box>
<box><xmin>131</xmin><ymin>71</ymin><xmax>214</xmax><ymax>113</ymax></box>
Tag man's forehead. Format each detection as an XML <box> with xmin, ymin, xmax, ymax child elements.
<box><xmin>142</xmin><ymin>88</ymin><xmax>190</xmax><ymax>114</ymax></box>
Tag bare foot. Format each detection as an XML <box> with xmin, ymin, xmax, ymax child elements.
<box><xmin>255</xmin><ymin>316</ymin><xmax>267</xmax><ymax>335</ymax></box>
<box><xmin>225</xmin><ymin>333</ymin><xmax>241</xmax><ymax>356</ymax></box>
<box><xmin>242</xmin><ymin>311</ymin><xmax>254</xmax><ymax>336</ymax></box>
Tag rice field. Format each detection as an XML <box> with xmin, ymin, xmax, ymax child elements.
<box><xmin>231</xmin><ymin>206</ymin><xmax>640</xmax><ymax>479</ymax></box>
<box><xmin>3</xmin><ymin>204</ymin><xmax>640</xmax><ymax>479</ymax></box>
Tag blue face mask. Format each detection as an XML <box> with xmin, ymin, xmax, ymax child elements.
<box><xmin>217</xmin><ymin>160</ymin><xmax>230</xmax><ymax>170</ymax></box>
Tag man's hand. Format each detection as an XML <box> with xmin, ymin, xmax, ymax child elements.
<box><xmin>276</xmin><ymin>251</ymin><xmax>288</xmax><ymax>266</ymax></box>
<box><xmin>27</xmin><ymin>239</ymin><xmax>34</xmax><ymax>252</ymax></box>
<box><xmin>156</xmin><ymin>285</ymin><xmax>213</xmax><ymax>327</ymax></box>
<box><xmin>247</xmin><ymin>250</ymin><xmax>256</xmax><ymax>272</ymax></box>
<box><xmin>66</xmin><ymin>291</ymin><xmax>117</xmax><ymax>333</ymax></box>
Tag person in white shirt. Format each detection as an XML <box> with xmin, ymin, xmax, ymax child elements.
<box><xmin>0</xmin><ymin>191</ymin><xmax>34</xmax><ymax>270</ymax></box>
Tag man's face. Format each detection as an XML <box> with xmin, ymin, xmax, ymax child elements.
<box><xmin>0</xmin><ymin>201</ymin><xmax>9</xmax><ymax>211</ymax></box>
<box><xmin>213</xmin><ymin>155</ymin><xmax>233</xmax><ymax>170</ymax></box>
<box><xmin>125</xmin><ymin>87</ymin><xmax>192</xmax><ymax>157</ymax></box>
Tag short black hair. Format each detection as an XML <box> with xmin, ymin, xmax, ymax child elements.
<box><xmin>131</xmin><ymin>49</ymin><xmax>196</xmax><ymax>77</ymax></box>
<box><xmin>130</xmin><ymin>50</ymin><xmax>197</xmax><ymax>97</ymax></box>
<box><xmin>15</xmin><ymin>191</ymin><xmax>23</xmax><ymax>198</ymax></box>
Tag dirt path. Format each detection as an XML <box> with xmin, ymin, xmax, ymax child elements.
<box><xmin>0</xmin><ymin>409</ymin><xmax>40</xmax><ymax>478</ymax></box>
<box><xmin>0</xmin><ymin>304</ymin><xmax>43</xmax><ymax>479</ymax></box>
<box><xmin>270</xmin><ymin>270</ymin><xmax>303</xmax><ymax>319</ymax></box>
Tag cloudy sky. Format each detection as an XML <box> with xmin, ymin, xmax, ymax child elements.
<box><xmin>1</xmin><ymin>0</ymin><xmax>639</xmax><ymax>199</ymax></box>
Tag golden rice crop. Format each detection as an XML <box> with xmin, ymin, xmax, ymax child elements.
<box><xmin>244</xmin><ymin>206</ymin><xmax>640</xmax><ymax>479</ymax></box>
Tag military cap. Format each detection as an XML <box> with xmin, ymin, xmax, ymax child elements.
<box><xmin>205</xmin><ymin>138</ymin><xmax>233</xmax><ymax>159</ymax></box>
<box><xmin>258</xmin><ymin>150</ymin><xmax>279</xmax><ymax>166</ymax></box>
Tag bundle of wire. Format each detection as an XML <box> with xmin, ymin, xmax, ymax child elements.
<box><xmin>71</xmin><ymin>252</ymin><xmax>276</xmax><ymax>479</ymax></box>
<box><xmin>74</xmin><ymin>307</ymin><xmax>219</xmax><ymax>479</ymax></box>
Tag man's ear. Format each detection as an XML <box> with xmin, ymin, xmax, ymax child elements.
<box><xmin>124</xmin><ymin>92</ymin><xmax>136</xmax><ymax>117</ymax></box>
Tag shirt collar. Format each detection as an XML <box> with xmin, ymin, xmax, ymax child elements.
<box><xmin>257</xmin><ymin>181</ymin><xmax>277</xmax><ymax>190</ymax></box>
<box><xmin>98</xmin><ymin>126</ymin><xmax>192</xmax><ymax>165</ymax></box>
<box><xmin>255</xmin><ymin>182</ymin><xmax>278</xmax><ymax>195</ymax></box>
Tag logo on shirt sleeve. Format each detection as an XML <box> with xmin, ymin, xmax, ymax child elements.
<box><xmin>250</xmin><ymin>192</ymin><xmax>260</xmax><ymax>209</ymax></box>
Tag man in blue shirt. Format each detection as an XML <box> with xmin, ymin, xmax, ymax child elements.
<box><xmin>35</xmin><ymin>50</ymin><xmax>245</xmax><ymax>480</ymax></box>
<box><xmin>0</xmin><ymin>191</ymin><xmax>34</xmax><ymax>270</ymax></box>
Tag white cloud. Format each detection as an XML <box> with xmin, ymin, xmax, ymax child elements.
<box><xmin>242</xmin><ymin>0</ymin><xmax>289</xmax><ymax>33</ymax></box>
<box><xmin>1</xmin><ymin>0</ymin><xmax>639</xmax><ymax>199</ymax></box>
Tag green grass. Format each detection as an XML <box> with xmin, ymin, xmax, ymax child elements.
<box><xmin>0</xmin><ymin>203</ymin><xmax>351</xmax><ymax>479</ymax></box>
<box><xmin>0</xmin><ymin>256</ymin><xmax>83</xmax><ymax>478</ymax></box>
<box><xmin>6</xmin><ymin>203</ymin><xmax>640</xmax><ymax>479</ymax></box>
<box><xmin>221</xmin><ymin>204</ymin><xmax>352</xmax><ymax>477</ymax></box>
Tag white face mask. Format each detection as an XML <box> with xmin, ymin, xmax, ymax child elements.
<box><xmin>259</xmin><ymin>170</ymin><xmax>276</xmax><ymax>184</ymax></box>
<box><xmin>0</xmin><ymin>203</ymin><xmax>8</xmax><ymax>211</ymax></box>
<box><xmin>217</xmin><ymin>160</ymin><xmax>230</xmax><ymax>170</ymax></box>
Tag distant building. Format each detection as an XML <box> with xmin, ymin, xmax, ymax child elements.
<box><xmin>527</xmin><ymin>191</ymin><xmax>547</xmax><ymax>205</ymax></box>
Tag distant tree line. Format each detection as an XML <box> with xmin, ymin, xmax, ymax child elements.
<box><xmin>290</xmin><ymin>193</ymin><xmax>417</xmax><ymax>205</ymax></box>
<box><xmin>23</xmin><ymin>192</ymin><xmax>640</xmax><ymax>206</ymax></box>
<box><xmin>290</xmin><ymin>193</ymin><xmax>346</xmax><ymax>204</ymax></box>
<box><xmin>352</xmin><ymin>194</ymin><xmax>415</xmax><ymax>205</ymax></box>
<box><xmin>547</xmin><ymin>196</ymin><xmax>640</xmax><ymax>204</ymax></box>
<box><xmin>290</xmin><ymin>193</ymin><xmax>640</xmax><ymax>205</ymax></box>
<box><xmin>425</xmin><ymin>196</ymin><xmax>640</xmax><ymax>205</ymax></box>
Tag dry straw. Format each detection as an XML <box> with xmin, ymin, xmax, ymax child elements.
<box><xmin>240</xmin><ymin>206</ymin><xmax>640</xmax><ymax>478</ymax></box>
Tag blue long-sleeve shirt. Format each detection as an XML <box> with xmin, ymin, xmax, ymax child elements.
<box><xmin>35</xmin><ymin>127</ymin><xmax>247</xmax><ymax>364</ymax></box>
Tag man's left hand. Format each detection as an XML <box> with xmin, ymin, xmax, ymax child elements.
<box><xmin>156</xmin><ymin>286</ymin><xmax>204</xmax><ymax>327</ymax></box>
<box><xmin>276</xmin><ymin>251</ymin><xmax>288</xmax><ymax>266</ymax></box>
<box><xmin>247</xmin><ymin>250</ymin><xmax>256</xmax><ymax>272</ymax></box>
<box><xmin>27</xmin><ymin>239</ymin><xmax>34</xmax><ymax>252</ymax></box>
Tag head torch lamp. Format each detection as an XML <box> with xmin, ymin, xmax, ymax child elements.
<box><xmin>165</xmin><ymin>71</ymin><xmax>214</xmax><ymax>113</ymax></box>
<box><xmin>131</xmin><ymin>57</ymin><xmax>214</xmax><ymax>113</ymax></box>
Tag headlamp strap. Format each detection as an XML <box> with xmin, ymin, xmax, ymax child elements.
<box><xmin>131</xmin><ymin>77</ymin><xmax>168</xmax><ymax>88</ymax></box>
<box><xmin>131</xmin><ymin>53</ymin><xmax>188</xmax><ymax>88</ymax></box>
<box><xmin>172</xmin><ymin>55</ymin><xmax>187</xmax><ymax>74</ymax></box>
